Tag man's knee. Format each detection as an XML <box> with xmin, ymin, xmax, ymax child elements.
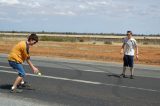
<box><xmin>18</xmin><ymin>73</ymin><xmax>25</xmax><ymax>77</ymax></box>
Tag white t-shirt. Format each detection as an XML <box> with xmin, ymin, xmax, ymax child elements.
<box><xmin>123</xmin><ymin>37</ymin><xmax>137</xmax><ymax>56</ymax></box>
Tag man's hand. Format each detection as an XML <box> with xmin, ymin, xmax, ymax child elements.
<box><xmin>136</xmin><ymin>54</ymin><xmax>139</xmax><ymax>60</ymax></box>
<box><xmin>33</xmin><ymin>66</ymin><xmax>39</xmax><ymax>74</ymax></box>
<box><xmin>120</xmin><ymin>49</ymin><xmax>123</xmax><ymax>54</ymax></box>
<box><xmin>26</xmin><ymin>59</ymin><xmax>39</xmax><ymax>73</ymax></box>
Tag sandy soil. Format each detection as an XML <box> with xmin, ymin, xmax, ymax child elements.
<box><xmin>0</xmin><ymin>40</ymin><xmax>160</xmax><ymax>66</ymax></box>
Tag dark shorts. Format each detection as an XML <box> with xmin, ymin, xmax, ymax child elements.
<box><xmin>123</xmin><ymin>55</ymin><xmax>134</xmax><ymax>67</ymax></box>
<box><xmin>8</xmin><ymin>61</ymin><xmax>25</xmax><ymax>77</ymax></box>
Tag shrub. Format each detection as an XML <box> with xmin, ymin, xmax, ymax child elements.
<box><xmin>40</xmin><ymin>36</ymin><xmax>76</xmax><ymax>42</ymax></box>
<box><xmin>104</xmin><ymin>41</ymin><xmax>112</xmax><ymax>44</ymax></box>
<box><xmin>143</xmin><ymin>42</ymin><xmax>149</xmax><ymax>45</ymax></box>
<box><xmin>79</xmin><ymin>39</ymin><xmax>84</xmax><ymax>42</ymax></box>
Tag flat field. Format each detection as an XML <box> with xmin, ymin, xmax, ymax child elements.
<box><xmin>0</xmin><ymin>36</ymin><xmax>160</xmax><ymax>66</ymax></box>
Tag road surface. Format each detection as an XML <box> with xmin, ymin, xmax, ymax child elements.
<box><xmin>0</xmin><ymin>54</ymin><xmax>160</xmax><ymax>106</ymax></box>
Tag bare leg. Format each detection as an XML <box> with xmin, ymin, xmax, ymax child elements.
<box><xmin>130</xmin><ymin>67</ymin><xmax>134</xmax><ymax>75</ymax></box>
<box><xmin>11</xmin><ymin>76</ymin><xmax>23</xmax><ymax>90</ymax></box>
<box><xmin>130</xmin><ymin>67</ymin><xmax>134</xmax><ymax>79</ymax></box>
<box><xmin>120</xmin><ymin>66</ymin><xmax>127</xmax><ymax>78</ymax></box>
<box><xmin>122</xmin><ymin>66</ymin><xmax>127</xmax><ymax>75</ymax></box>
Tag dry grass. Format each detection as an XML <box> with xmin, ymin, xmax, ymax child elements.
<box><xmin>1</xmin><ymin>38</ymin><xmax>160</xmax><ymax>66</ymax></box>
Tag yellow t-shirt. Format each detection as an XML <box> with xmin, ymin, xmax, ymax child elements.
<box><xmin>8</xmin><ymin>41</ymin><xmax>30</xmax><ymax>63</ymax></box>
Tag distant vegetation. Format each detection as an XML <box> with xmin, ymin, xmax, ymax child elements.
<box><xmin>0</xmin><ymin>30</ymin><xmax>160</xmax><ymax>36</ymax></box>
<box><xmin>0</xmin><ymin>31</ymin><xmax>160</xmax><ymax>45</ymax></box>
<box><xmin>40</xmin><ymin>36</ymin><xmax>77</xmax><ymax>42</ymax></box>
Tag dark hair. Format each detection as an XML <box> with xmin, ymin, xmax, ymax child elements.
<box><xmin>28</xmin><ymin>33</ymin><xmax>38</xmax><ymax>43</ymax></box>
<box><xmin>127</xmin><ymin>31</ymin><xmax>132</xmax><ymax>35</ymax></box>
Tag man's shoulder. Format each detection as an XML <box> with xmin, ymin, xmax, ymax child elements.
<box><xmin>17</xmin><ymin>41</ymin><xmax>26</xmax><ymax>45</ymax></box>
<box><xmin>16</xmin><ymin>41</ymin><xmax>26</xmax><ymax>48</ymax></box>
<box><xmin>123</xmin><ymin>37</ymin><xmax>128</xmax><ymax>42</ymax></box>
<box><xmin>18</xmin><ymin>41</ymin><xmax>25</xmax><ymax>44</ymax></box>
<box><xmin>131</xmin><ymin>38</ymin><xmax>136</xmax><ymax>42</ymax></box>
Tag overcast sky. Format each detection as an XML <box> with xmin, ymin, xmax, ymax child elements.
<box><xmin>0</xmin><ymin>0</ymin><xmax>160</xmax><ymax>34</ymax></box>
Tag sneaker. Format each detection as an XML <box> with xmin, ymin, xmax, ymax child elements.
<box><xmin>119</xmin><ymin>74</ymin><xmax>127</xmax><ymax>78</ymax></box>
<box><xmin>10</xmin><ymin>88</ymin><xmax>23</xmax><ymax>93</ymax></box>
<box><xmin>18</xmin><ymin>82</ymin><xmax>31</xmax><ymax>89</ymax></box>
<box><xmin>130</xmin><ymin>75</ymin><xmax>134</xmax><ymax>79</ymax></box>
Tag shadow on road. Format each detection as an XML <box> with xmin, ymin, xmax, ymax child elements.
<box><xmin>0</xmin><ymin>84</ymin><xmax>12</xmax><ymax>90</ymax></box>
<box><xmin>107</xmin><ymin>74</ymin><xmax>121</xmax><ymax>78</ymax></box>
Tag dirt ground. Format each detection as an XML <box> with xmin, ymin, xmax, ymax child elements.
<box><xmin>0</xmin><ymin>40</ymin><xmax>160</xmax><ymax>66</ymax></box>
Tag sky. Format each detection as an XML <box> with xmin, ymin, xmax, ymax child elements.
<box><xmin>0</xmin><ymin>0</ymin><xmax>160</xmax><ymax>35</ymax></box>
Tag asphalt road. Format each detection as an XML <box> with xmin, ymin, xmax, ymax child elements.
<box><xmin>0</xmin><ymin>54</ymin><xmax>160</xmax><ymax>106</ymax></box>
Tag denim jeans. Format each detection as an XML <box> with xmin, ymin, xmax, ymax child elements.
<box><xmin>8</xmin><ymin>61</ymin><xmax>25</xmax><ymax>77</ymax></box>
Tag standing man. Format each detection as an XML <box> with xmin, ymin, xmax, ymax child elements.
<box><xmin>8</xmin><ymin>33</ymin><xmax>40</xmax><ymax>92</ymax></box>
<box><xmin>120</xmin><ymin>31</ymin><xmax>138</xmax><ymax>79</ymax></box>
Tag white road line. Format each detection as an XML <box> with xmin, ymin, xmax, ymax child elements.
<box><xmin>0</xmin><ymin>65</ymin><xmax>108</xmax><ymax>73</ymax></box>
<box><xmin>0</xmin><ymin>65</ymin><xmax>160</xmax><ymax>79</ymax></box>
<box><xmin>0</xmin><ymin>66</ymin><xmax>11</xmax><ymax>69</ymax></box>
<box><xmin>83</xmin><ymin>70</ymin><xmax>109</xmax><ymax>73</ymax></box>
<box><xmin>0</xmin><ymin>69</ymin><xmax>159</xmax><ymax>93</ymax></box>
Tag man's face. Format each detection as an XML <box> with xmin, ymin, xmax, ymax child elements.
<box><xmin>29</xmin><ymin>40</ymin><xmax>37</xmax><ymax>46</ymax></box>
<box><xmin>127</xmin><ymin>32</ymin><xmax>132</xmax><ymax>39</ymax></box>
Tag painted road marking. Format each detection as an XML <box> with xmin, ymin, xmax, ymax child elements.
<box><xmin>0</xmin><ymin>69</ymin><xmax>160</xmax><ymax>93</ymax></box>
<box><xmin>0</xmin><ymin>66</ymin><xmax>11</xmax><ymax>69</ymax></box>
<box><xmin>83</xmin><ymin>70</ymin><xmax>109</xmax><ymax>73</ymax></box>
<box><xmin>0</xmin><ymin>66</ymin><xmax>108</xmax><ymax>73</ymax></box>
<box><xmin>0</xmin><ymin>65</ymin><xmax>160</xmax><ymax>78</ymax></box>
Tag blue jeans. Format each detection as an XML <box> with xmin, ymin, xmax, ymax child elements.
<box><xmin>8</xmin><ymin>61</ymin><xmax>25</xmax><ymax>77</ymax></box>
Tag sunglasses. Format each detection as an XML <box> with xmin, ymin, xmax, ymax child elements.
<box><xmin>127</xmin><ymin>33</ymin><xmax>131</xmax><ymax>35</ymax></box>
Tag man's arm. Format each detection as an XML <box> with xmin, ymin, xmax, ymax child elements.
<box><xmin>135</xmin><ymin>45</ymin><xmax>139</xmax><ymax>60</ymax></box>
<box><xmin>120</xmin><ymin>43</ymin><xmax>125</xmax><ymax>54</ymax></box>
<box><xmin>26</xmin><ymin>59</ymin><xmax>39</xmax><ymax>73</ymax></box>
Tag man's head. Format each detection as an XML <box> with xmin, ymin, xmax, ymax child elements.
<box><xmin>127</xmin><ymin>31</ymin><xmax>132</xmax><ymax>39</ymax></box>
<box><xmin>28</xmin><ymin>33</ymin><xmax>38</xmax><ymax>46</ymax></box>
